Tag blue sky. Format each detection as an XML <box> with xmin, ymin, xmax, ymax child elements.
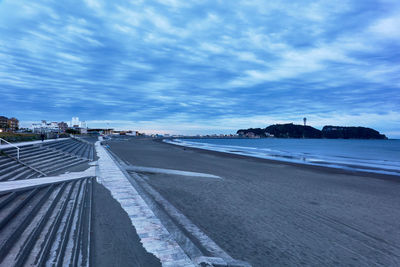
<box><xmin>1</xmin><ymin>0</ymin><xmax>400</xmax><ymax>137</ymax></box>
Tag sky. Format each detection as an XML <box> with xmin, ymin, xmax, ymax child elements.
<box><xmin>1</xmin><ymin>0</ymin><xmax>399</xmax><ymax>137</ymax></box>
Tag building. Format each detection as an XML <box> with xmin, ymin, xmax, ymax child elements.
<box><xmin>0</xmin><ymin>116</ymin><xmax>7</xmax><ymax>132</ymax></box>
<box><xmin>58</xmin><ymin>122</ymin><xmax>69</xmax><ymax>133</ymax></box>
<box><xmin>69</xmin><ymin>117</ymin><xmax>88</xmax><ymax>134</ymax></box>
<box><xmin>8</xmin><ymin>118</ymin><xmax>19</xmax><ymax>132</ymax></box>
<box><xmin>71</xmin><ymin>117</ymin><xmax>80</xmax><ymax>127</ymax></box>
<box><xmin>31</xmin><ymin>120</ymin><xmax>60</xmax><ymax>133</ymax></box>
<box><xmin>0</xmin><ymin>116</ymin><xmax>19</xmax><ymax>132</ymax></box>
<box><xmin>70</xmin><ymin>117</ymin><xmax>87</xmax><ymax>128</ymax></box>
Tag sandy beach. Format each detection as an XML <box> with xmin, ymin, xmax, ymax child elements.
<box><xmin>107</xmin><ymin>137</ymin><xmax>400</xmax><ymax>266</ymax></box>
<box><xmin>91</xmin><ymin>180</ymin><xmax>161</xmax><ymax>267</ymax></box>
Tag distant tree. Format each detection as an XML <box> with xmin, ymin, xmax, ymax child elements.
<box><xmin>322</xmin><ymin>126</ymin><xmax>387</xmax><ymax>139</ymax></box>
<box><xmin>265</xmin><ymin>123</ymin><xmax>322</xmax><ymax>138</ymax></box>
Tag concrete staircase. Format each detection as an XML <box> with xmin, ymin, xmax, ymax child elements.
<box><xmin>0</xmin><ymin>139</ymin><xmax>95</xmax><ymax>181</ymax></box>
<box><xmin>0</xmin><ymin>177</ymin><xmax>93</xmax><ymax>266</ymax></box>
<box><xmin>41</xmin><ymin>139</ymin><xmax>95</xmax><ymax>161</ymax></box>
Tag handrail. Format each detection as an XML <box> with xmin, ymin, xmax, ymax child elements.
<box><xmin>0</xmin><ymin>138</ymin><xmax>20</xmax><ymax>160</ymax></box>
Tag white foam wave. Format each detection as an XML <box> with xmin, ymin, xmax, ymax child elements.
<box><xmin>164</xmin><ymin>139</ymin><xmax>400</xmax><ymax>177</ymax></box>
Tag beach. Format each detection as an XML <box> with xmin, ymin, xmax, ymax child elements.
<box><xmin>106</xmin><ymin>137</ymin><xmax>400</xmax><ymax>266</ymax></box>
<box><xmin>91</xmin><ymin>180</ymin><xmax>161</xmax><ymax>267</ymax></box>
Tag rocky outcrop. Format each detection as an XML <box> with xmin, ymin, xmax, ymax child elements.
<box><xmin>265</xmin><ymin>123</ymin><xmax>322</xmax><ymax>138</ymax></box>
<box><xmin>237</xmin><ymin>124</ymin><xmax>387</xmax><ymax>139</ymax></box>
<box><xmin>321</xmin><ymin>126</ymin><xmax>387</xmax><ymax>139</ymax></box>
<box><xmin>236</xmin><ymin>128</ymin><xmax>268</xmax><ymax>138</ymax></box>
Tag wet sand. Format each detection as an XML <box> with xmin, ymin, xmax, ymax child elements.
<box><xmin>108</xmin><ymin>137</ymin><xmax>400</xmax><ymax>266</ymax></box>
<box><xmin>91</xmin><ymin>180</ymin><xmax>161</xmax><ymax>267</ymax></box>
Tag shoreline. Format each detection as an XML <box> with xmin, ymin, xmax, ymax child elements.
<box><xmin>107</xmin><ymin>137</ymin><xmax>400</xmax><ymax>266</ymax></box>
<box><xmin>165</xmin><ymin>137</ymin><xmax>398</xmax><ymax>140</ymax></box>
<box><xmin>158</xmin><ymin>138</ymin><xmax>400</xmax><ymax>182</ymax></box>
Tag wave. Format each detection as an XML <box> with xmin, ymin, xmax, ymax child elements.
<box><xmin>164</xmin><ymin>139</ymin><xmax>400</xmax><ymax>177</ymax></box>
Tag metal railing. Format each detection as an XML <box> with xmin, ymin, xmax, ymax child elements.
<box><xmin>0</xmin><ymin>138</ymin><xmax>20</xmax><ymax>160</ymax></box>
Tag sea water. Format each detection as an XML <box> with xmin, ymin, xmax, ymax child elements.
<box><xmin>164</xmin><ymin>138</ymin><xmax>400</xmax><ymax>176</ymax></box>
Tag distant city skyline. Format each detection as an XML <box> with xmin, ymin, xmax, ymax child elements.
<box><xmin>1</xmin><ymin>1</ymin><xmax>399</xmax><ymax>137</ymax></box>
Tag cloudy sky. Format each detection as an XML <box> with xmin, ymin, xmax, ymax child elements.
<box><xmin>1</xmin><ymin>0</ymin><xmax>399</xmax><ymax>137</ymax></box>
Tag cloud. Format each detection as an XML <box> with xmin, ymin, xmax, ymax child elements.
<box><xmin>1</xmin><ymin>0</ymin><xmax>400</xmax><ymax>137</ymax></box>
<box><xmin>369</xmin><ymin>15</ymin><xmax>400</xmax><ymax>40</ymax></box>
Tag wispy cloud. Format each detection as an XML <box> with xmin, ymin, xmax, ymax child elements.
<box><xmin>1</xmin><ymin>0</ymin><xmax>399</xmax><ymax>137</ymax></box>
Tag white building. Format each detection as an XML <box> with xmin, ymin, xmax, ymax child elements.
<box><xmin>71</xmin><ymin>117</ymin><xmax>80</xmax><ymax>127</ymax></box>
<box><xmin>31</xmin><ymin>120</ymin><xmax>60</xmax><ymax>133</ymax></box>
<box><xmin>70</xmin><ymin>117</ymin><xmax>87</xmax><ymax>128</ymax></box>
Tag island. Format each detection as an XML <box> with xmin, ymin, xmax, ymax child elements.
<box><xmin>237</xmin><ymin>123</ymin><xmax>387</xmax><ymax>139</ymax></box>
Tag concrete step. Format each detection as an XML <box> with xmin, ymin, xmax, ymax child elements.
<box><xmin>14</xmin><ymin>169</ymin><xmax>41</xmax><ymax>181</ymax></box>
<box><xmin>42</xmin><ymin>139</ymin><xmax>71</xmax><ymax>147</ymax></box>
<box><xmin>5</xmin><ymin>184</ymin><xmax>66</xmax><ymax>266</ymax></box>
<box><xmin>0</xmin><ymin>163</ymin><xmax>23</xmax><ymax>176</ymax></box>
<box><xmin>25</xmin><ymin>170</ymin><xmax>41</xmax><ymax>180</ymax></box>
<box><xmin>41</xmin><ymin>139</ymin><xmax>70</xmax><ymax>147</ymax></box>
<box><xmin>0</xmin><ymin>158</ymin><xmax>15</xmax><ymax>169</ymax></box>
<box><xmin>29</xmin><ymin>156</ymin><xmax>78</xmax><ymax>171</ymax></box>
<box><xmin>39</xmin><ymin>180</ymin><xmax>87</xmax><ymax>265</ymax></box>
<box><xmin>0</xmin><ymin>187</ymin><xmax>50</xmax><ymax>261</ymax></box>
<box><xmin>48</xmin><ymin>139</ymin><xmax>90</xmax><ymax>159</ymax></box>
<box><xmin>0</xmin><ymin>178</ymin><xmax>93</xmax><ymax>266</ymax></box>
<box><xmin>14</xmin><ymin>145</ymin><xmax>40</xmax><ymax>153</ymax></box>
<box><xmin>17</xmin><ymin>149</ymin><xmax>58</xmax><ymax>159</ymax></box>
<box><xmin>40</xmin><ymin>142</ymin><xmax>73</xmax><ymax>153</ymax></box>
<box><xmin>0</xmin><ymin>145</ymin><xmax>32</xmax><ymax>154</ymax></box>
<box><xmin>19</xmin><ymin>151</ymin><xmax>65</xmax><ymax>165</ymax></box>
<box><xmin>23</xmin><ymin>182</ymin><xmax>73</xmax><ymax>265</ymax></box>
<box><xmin>70</xmin><ymin>144</ymin><xmax>87</xmax><ymax>157</ymax></box>
<box><xmin>63</xmin><ymin>142</ymin><xmax>92</xmax><ymax>160</ymax></box>
<box><xmin>63</xmin><ymin>142</ymin><xmax>83</xmax><ymax>154</ymax></box>
<box><xmin>0</xmin><ymin>139</ymin><xmax>91</xmax><ymax>181</ymax></box>
<box><xmin>0</xmin><ymin>167</ymin><xmax>38</xmax><ymax>181</ymax></box>
<box><xmin>0</xmin><ymin>156</ymin><xmax>12</xmax><ymax>165</ymax></box>
<box><xmin>7</xmin><ymin>149</ymin><xmax>50</xmax><ymax>160</ymax></box>
<box><xmin>78</xmin><ymin>144</ymin><xmax>94</xmax><ymax>161</ymax></box>
<box><xmin>57</xmin><ymin>179</ymin><xmax>87</xmax><ymax>266</ymax></box>
<box><xmin>51</xmin><ymin>140</ymin><xmax>78</xmax><ymax>151</ymax></box>
<box><xmin>51</xmin><ymin>143</ymin><xmax>80</xmax><ymax>156</ymax></box>
<box><xmin>34</xmin><ymin>181</ymin><xmax>78</xmax><ymax>265</ymax></box>
<box><xmin>42</xmin><ymin>158</ymin><xmax>87</xmax><ymax>175</ymax></box>
<box><xmin>0</xmin><ymin>164</ymin><xmax>29</xmax><ymax>181</ymax></box>
<box><xmin>76</xmin><ymin>144</ymin><xmax>88</xmax><ymax>159</ymax></box>
<box><xmin>24</xmin><ymin>153</ymin><xmax>76</xmax><ymax>168</ymax></box>
<box><xmin>3</xmin><ymin>146</ymin><xmax>41</xmax><ymax>157</ymax></box>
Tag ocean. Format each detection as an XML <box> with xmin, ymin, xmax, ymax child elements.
<box><xmin>165</xmin><ymin>138</ymin><xmax>400</xmax><ymax>176</ymax></box>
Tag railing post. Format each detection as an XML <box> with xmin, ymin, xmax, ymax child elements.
<box><xmin>17</xmin><ymin>147</ymin><xmax>20</xmax><ymax>160</ymax></box>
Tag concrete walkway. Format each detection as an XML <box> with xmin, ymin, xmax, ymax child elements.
<box><xmin>95</xmin><ymin>141</ymin><xmax>195</xmax><ymax>267</ymax></box>
<box><xmin>0</xmin><ymin>166</ymin><xmax>95</xmax><ymax>193</ymax></box>
<box><xmin>125</xmin><ymin>165</ymin><xmax>221</xmax><ymax>179</ymax></box>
